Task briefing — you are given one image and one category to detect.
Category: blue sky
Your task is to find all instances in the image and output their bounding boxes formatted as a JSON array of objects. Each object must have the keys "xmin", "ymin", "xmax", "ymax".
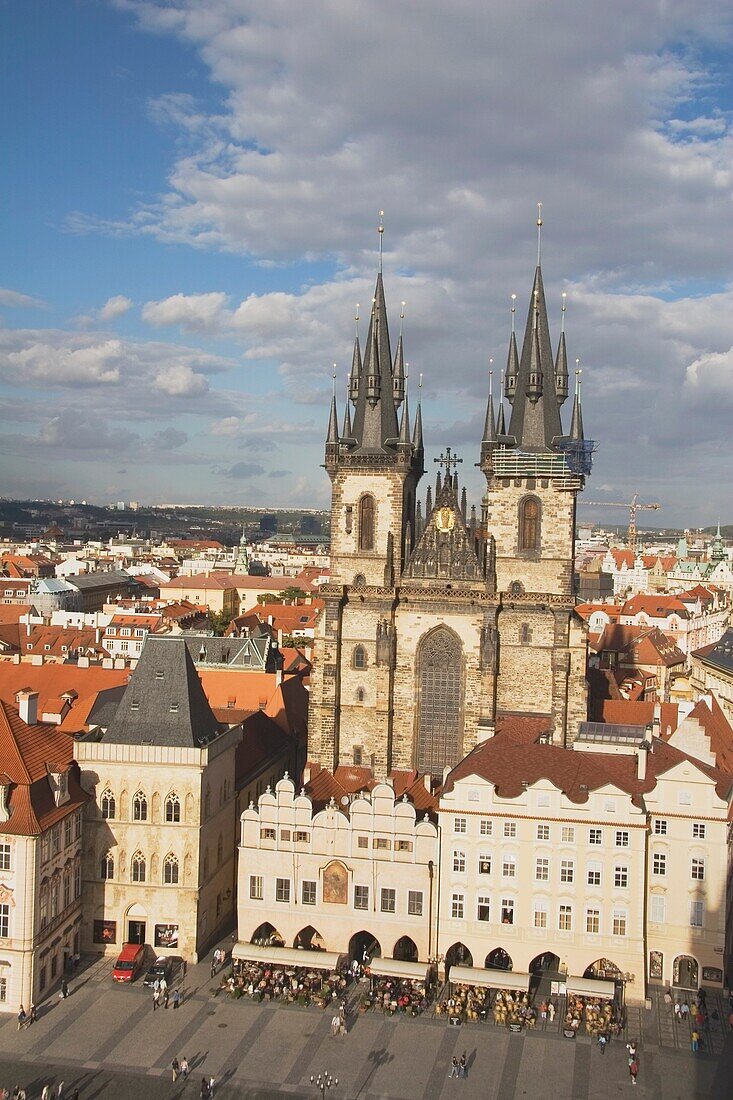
[{"xmin": 1, "ymin": 0, "xmax": 732, "ymax": 526}]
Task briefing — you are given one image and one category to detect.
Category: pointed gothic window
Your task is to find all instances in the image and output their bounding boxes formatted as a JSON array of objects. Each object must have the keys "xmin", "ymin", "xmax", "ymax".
[
  {"xmin": 163, "ymin": 854, "xmax": 179, "ymax": 884},
  {"xmin": 519, "ymin": 496, "xmax": 541, "ymax": 552},
  {"xmin": 131, "ymin": 851, "xmax": 146, "ymax": 883},
  {"xmin": 353, "ymin": 645, "xmax": 367, "ymax": 669},
  {"xmin": 416, "ymin": 627, "xmax": 463, "ymax": 777},
  {"xmin": 165, "ymin": 793, "xmax": 180, "ymax": 823},
  {"xmin": 132, "ymin": 791, "xmax": 148, "ymax": 821},
  {"xmin": 100, "ymin": 851, "xmax": 114, "ymax": 880},
  {"xmin": 358, "ymin": 495, "xmax": 376, "ymax": 551},
  {"xmin": 100, "ymin": 789, "xmax": 115, "ymax": 820}
]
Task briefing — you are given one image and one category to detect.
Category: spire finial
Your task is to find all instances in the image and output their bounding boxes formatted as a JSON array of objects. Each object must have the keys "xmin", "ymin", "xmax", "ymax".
[
  {"xmin": 488, "ymin": 358, "xmax": 494, "ymax": 400},
  {"xmin": 536, "ymin": 201, "xmax": 543, "ymax": 265},
  {"xmin": 418, "ymin": 371, "xmax": 423, "ymax": 401},
  {"xmin": 378, "ymin": 209, "xmax": 385, "ymax": 273},
  {"xmin": 355, "ymin": 303, "xmax": 360, "ymax": 338},
  {"xmin": 575, "ymin": 359, "xmax": 581, "ymax": 397},
  {"xmin": 332, "ymin": 365, "xmax": 337, "ymax": 396},
  {"xmin": 399, "ymin": 300, "xmax": 405, "ymax": 337},
  {"xmin": 511, "ymin": 293, "xmax": 517, "ymax": 334},
  {"xmin": 561, "ymin": 292, "xmax": 567, "ymax": 334}
]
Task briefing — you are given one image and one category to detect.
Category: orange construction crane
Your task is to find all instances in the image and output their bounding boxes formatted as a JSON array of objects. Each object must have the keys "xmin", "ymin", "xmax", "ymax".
[{"xmin": 580, "ymin": 494, "xmax": 661, "ymax": 555}]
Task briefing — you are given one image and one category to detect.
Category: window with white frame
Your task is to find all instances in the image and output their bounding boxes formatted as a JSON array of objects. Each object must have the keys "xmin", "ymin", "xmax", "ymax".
[
  {"xmin": 249, "ymin": 875, "xmax": 263, "ymax": 900},
  {"xmin": 478, "ymin": 855, "xmax": 492, "ymax": 875},
  {"xmin": 690, "ymin": 899, "xmax": 704, "ymax": 928},
  {"xmin": 587, "ymin": 862, "xmax": 602, "ymax": 886},
  {"xmin": 536, "ymin": 824, "xmax": 550, "ymax": 841},
  {"xmin": 477, "ymin": 895, "xmax": 491, "ymax": 922},
  {"xmin": 354, "ymin": 885, "xmax": 369, "ymax": 910},
  {"xmin": 453, "ymin": 850, "xmax": 466, "ymax": 873},
  {"xmin": 501, "ymin": 899, "xmax": 514, "ymax": 924},
  {"xmin": 654, "ymin": 819, "xmax": 667, "ymax": 835},
  {"xmin": 503, "ymin": 821, "xmax": 517, "ymax": 838},
  {"xmin": 614, "ymin": 865, "xmax": 629, "ymax": 888},
  {"xmin": 479, "ymin": 819, "xmax": 493, "ymax": 836},
  {"xmin": 451, "ymin": 893, "xmax": 464, "ymax": 919},
  {"xmin": 503, "ymin": 855, "xmax": 517, "ymax": 878},
  {"xmin": 535, "ymin": 857, "xmax": 549, "ymax": 881},
  {"xmin": 692, "ymin": 822, "xmax": 706, "ymax": 839},
  {"xmin": 408, "ymin": 890, "xmax": 423, "ymax": 916},
  {"xmin": 380, "ymin": 888, "xmax": 396, "ymax": 913},
  {"xmin": 615, "ymin": 830, "xmax": 629, "ymax": 847},
  {"xmin": 691, "ymin": 858, "xmax": 705, "ymax": 881},
  {"xmin": 612, "ymin": 909, "xmax": 627, "ymax": 936},
  {"xmin": 454, "ymin": 817, "xmax": 467, "ymax": 834},
  {"xmin": 588, "ymin": 828, "xmax": 602, "ymax": 845},
  {"xmin": 560, "ymin": 859, "xmax": 574, "ymax": 883},
  {"xmin": 302, "ymin": 880, "xmax": 317, "ymax": 905},
  {"xmin": 0, "ymin": 904, "xmax": 8, "ymax": 938},
  {"xmin": 558, "ymin": 904, "xmax": 572, "ymax": 931},
  {"xmin": 533, "ymin": 901, "xmax": 547, "ymax": 929},
  {"xmin": 650, "ymin": 894, "xmax": 666, "ymax": 923},
  {"xmin": 561, "ymin": 826, "xmax": 575, "ymax": 843},
  {"xmin": 0, "ymin": 845, "xmax": 10, "ymax": 872},
  {"xmin": 652, "ymin": 852, "xmax": 667, "ymax": 876},
  {"xmin": 586, "ymin": 908, "xmax": 600, "ymax": 934},
  {"xmin": 275, "ymin": 878, "xmax": 291, "ymax": 903}
]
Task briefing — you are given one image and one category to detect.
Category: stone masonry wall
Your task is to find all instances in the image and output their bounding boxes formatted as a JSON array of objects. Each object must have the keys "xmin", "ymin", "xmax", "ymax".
[{"xmin": 487, "ymin": 477, "xmax": 576, "ymax": 596}]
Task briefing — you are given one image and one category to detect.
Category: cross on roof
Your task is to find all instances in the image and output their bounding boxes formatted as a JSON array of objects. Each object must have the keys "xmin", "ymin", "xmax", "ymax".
[{"xmin": 434, "ymin": 447, "xmax": 463, "ymax": 475}]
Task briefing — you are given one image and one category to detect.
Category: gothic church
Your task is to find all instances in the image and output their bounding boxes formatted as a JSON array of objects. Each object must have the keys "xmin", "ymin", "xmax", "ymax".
[{"xmin": 308, "ymin": 244, "xmax": 593, "ymax": 777}]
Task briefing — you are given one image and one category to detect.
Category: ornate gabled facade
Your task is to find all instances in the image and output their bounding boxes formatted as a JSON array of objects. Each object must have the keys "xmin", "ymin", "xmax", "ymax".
[{"xmin": 309, "ymin": 237, "xmax": 594, "ymax": 778}]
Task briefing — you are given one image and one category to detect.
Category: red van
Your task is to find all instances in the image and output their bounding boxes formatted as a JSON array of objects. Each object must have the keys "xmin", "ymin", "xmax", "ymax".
[{"xmin": 112, "ymin": 943, "xmax": 146, "ymax": 982}]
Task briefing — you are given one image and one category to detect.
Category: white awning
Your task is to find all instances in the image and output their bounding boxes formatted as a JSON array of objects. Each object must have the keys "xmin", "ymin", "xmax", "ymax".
[
  {"xmin": 232, "ymin": 943, "xmax": 344, "ymax": 970},
  {"xmin": 565, "ymin": 976, "xmax": 616, "ymax": 1000},
  {"xmin": 369, "ymin": 958, "xmax": 430, "ymax": 982},
  {"xmin": 450, "ymin": 966, "xmax": 531, "ymax": 991}
]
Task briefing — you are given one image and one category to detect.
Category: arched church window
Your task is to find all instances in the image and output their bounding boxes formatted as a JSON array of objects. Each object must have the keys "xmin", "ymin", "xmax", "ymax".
[
  {"xmin": 100, "ymin": 788, "xmax": 115, "ymax": 820},
  {"xmin": 100, "ymin": 851, "xmax": 114, "ymax": 880},
  {"xmin": 519, "ymin": 496, "xmax": 541, "ymax": 552},
  {"xmin": 130, "ymin": 851, "xmax": 146, "ymax": 883},
  {"xmin": 353, "ymin": 645, "xmax": 367, "ymax": 669},
  {"xmin": 165, "ymin": 792, "xmax": 180, "ymax": 823},
  {"xmin": 519, "ymin": 624, "xmax": 533, "ymax": 645},
  {"xmin": 132, "ymin": 790, "xmax": 148, "ymax": 821},
  {"xmin": 356, "ymin": 688, "xmax": 365, "ymax": 703},
  {"xmin": 163, "ymin": 853, "xmax": 179, "ymax": 884},
  {"xmin": 352, "ymin": 574, "xmax": 366, "ymax": 589},
  {"xmin": 416, "ymin": 627, "xmax": 463, "ymax": 777},
  {"xmin": 358, "ymin": 495, "xmax": 376, "ymax": 551}
]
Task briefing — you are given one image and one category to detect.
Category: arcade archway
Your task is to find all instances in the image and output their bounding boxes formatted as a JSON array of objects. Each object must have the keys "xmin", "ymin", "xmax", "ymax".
[
  {"xmin": 445, "ymin": 942, "xmax": 473, "ymax": 978},
  {"xmin": 393, "ymin": 936, "xmax": 418, "ymax": 962},
  {"xmin": 293, "ymin": 926, "xmax": 326, "ymax": 951},
  {"xmin": 673, "ymin": 955, "xmax": 699, "ymax": 990},
  {"xmin": 251, "ymin": 922, "xmax": 284, "ymax": 947},
  {"xmin": 485, "ymin": 947, "xmax": 513, "ymax": 971},
  {"xmin": 349, "ymin": 930, "xmax": 381, "ymax": 963}
]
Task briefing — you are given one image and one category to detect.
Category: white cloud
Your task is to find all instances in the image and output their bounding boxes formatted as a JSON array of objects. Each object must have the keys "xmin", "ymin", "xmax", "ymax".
[
  {"xmin": 7, "ymin": 338, "xmax": 124, "ymax": 385},
  {"xmin": 142, "ymin": 291, "xmax": 230, "ymax": 330},
  {"xmin": 685, "ymin": 348, "xmax": 733, "ymax": 398},
  {"xmin": 98, "ymin": 294, "xmax": 134, "ymax": 321},
  {"xmin": 153, "ymin": 362, "xmax": 209, "ymax": 396},
  {"xmin": 0, "ymin": 288, "xmax": 45, "ymax": 309}
]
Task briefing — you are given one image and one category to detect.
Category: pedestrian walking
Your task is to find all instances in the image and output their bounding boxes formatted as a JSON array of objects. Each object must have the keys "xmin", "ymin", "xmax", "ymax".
[
  {"xmin": 547, "ymin": 1001, "xmax": 555, "ymax": 1022},
  {"xmin": 629, "ymin": 1061, "xmax": 638, "ymax": 1087},
  {"xmin": 691, "ymin": 1029, "xmax": 699, "ymax": 1053},
  {"xmin": 663, "ymin": 988, "xmax": 672, "ymax": 1012},
  {"xmin": 180, "ymin": 1058, "xmax": 189, "ymax": 1080},
  {"xmin": 200, "ymin": 1078, "xmax": 209, "ymax": 1100},
  {"xmin": 680, "ymin": 1000, "xmax": 690, "ymax": 1020},
  {"xmin": 160, "ymin": 977, "xmax": 167, "ymax": 996},
  {"xmin": 208, "ymin": 1077, "xmax": 215, "ymax": 1098},
  {"xmin": 60, "ymin": 977, "xmax": 69, "ymax": 999},
  {"xmin": 459, "ymin": 1053, "xmax": 467, "ymax": 1078},
  {"xmin": 172, "ymin": 1059, "xmax": 180, "ymax": 1083},
  {"xmin": 597, "ymin": 1034, "xmax": 607, "ymax": 1054},
  {"xmin": 163, "ymin": 988, "xmax": 170, "ymax": 1009},
  {"xmin": 71, "ymin": 1089, "xmax": 79, "ymax": 1100},
  {"xmin": 330, "ymin": 1014, "xmax": 339, "ymax": 1037},
  {"xmin": 41, "ymin": 1085, "xmax": 51, "ymax": 1100},
  {"xmin": 449, "ymin": 1057, "xmax": 460, "ymax": 1079},
  {"xmin": 210, "ymin": 958, "xmax": 216, "ymax": 979},
  {"xmin": 57, "ymin": 1082, "xmax": 64, "ymax": 1100},
  {"xmin": 626, "ymin": 1040, "xmax": 637, "ymax": 1063},
  {"xmin": 16, "ymin": 1005, "xmax": 26, "ymax": 1030},
  {"xmin": 172, "ymin": 989, "xmax": 180, "ymax": 1009},
  {"xmin": 17, "ymin": 1089, "xmax": 26, "ymax": 1100},
  {"xmin": 153, "ymin": 989, "xmax": 160, "ymax": 1011},
  {"xmin": 153, "ymin": 978, "xmax": 160, "ymax": 995},
  {"xmin": 29, "ymin": 1004, "xmax": 37, "ymax": 1025}
]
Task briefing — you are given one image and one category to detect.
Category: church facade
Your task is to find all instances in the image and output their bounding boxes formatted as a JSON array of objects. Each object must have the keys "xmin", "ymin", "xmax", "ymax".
[{"xmin": 308, "ymin": 250, "xmax": 593, "ymax": 777}]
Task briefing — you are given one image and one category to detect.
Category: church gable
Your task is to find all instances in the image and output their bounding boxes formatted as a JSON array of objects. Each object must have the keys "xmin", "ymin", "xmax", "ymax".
[{"xmin": 403, "ymin": 477, "xmax": 485, "ymax": 583}]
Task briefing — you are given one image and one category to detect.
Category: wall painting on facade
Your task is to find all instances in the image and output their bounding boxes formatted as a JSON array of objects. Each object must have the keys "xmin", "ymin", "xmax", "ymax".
[{"xmin": 322, "ymin": 861, "xmax": 348, "ymax": 905}]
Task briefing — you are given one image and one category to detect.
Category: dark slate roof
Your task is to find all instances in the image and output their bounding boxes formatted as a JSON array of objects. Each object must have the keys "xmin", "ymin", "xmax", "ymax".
[
  {"xmin": 694, "ymin": 628, "xmax": 733, "ymax": 675},
  {"xmin": 349, "ymin": 273, "xmax": 400, "ymax": 453},
  {"xmin": 507, "ymin": 266, "xmax": 564, "ymax": 451},
  {"xmin": 183, "ymin": 633, "xmax": 272, "ymax": 671},
  {"xmin": 66, "ymin": 570, "xmax": 135, "ymax": 591},
  {"xmin": 103, "ymin": 635, "xmax": 224, "ymax": 748}
]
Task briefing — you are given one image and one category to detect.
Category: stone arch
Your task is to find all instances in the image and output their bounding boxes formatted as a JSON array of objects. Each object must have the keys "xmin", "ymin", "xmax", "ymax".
[
  {"xmin": 393, "ymin": 935, "xmax": 418, "ymax": 963},
  {"xmin": 251, "ymin": 922, "xmax": 284, "ymax": 947},
  {"xmin": 415, "ymin": 625, "xmax": 463, "ymax": 777},
  {"xmin": 529, "ymin": 951, "xmax": 562, "ymax": 976},
  {"xmin": 485, "ymin": 947, "xmax": 513, "ymax": 971},
  {"xmin": 445, "ymin": 942, "xmax": 472, "ymax": 978},
  {"xmin": 294, "ymin": 926, "xmax": 325, "ymax": 951},
  {"xmin": 352, "ymin": 644, "xmax": 367, "ymax": 669},
  {"xmin": 151, "ymin": 791, "xmax": 161, "ymax": 822},
  {"xmin": 584, "ymin": 958, "xmax": 622, "ymax": 981},
  {"xmin": 672, "ymin": 955, "xmax": 698, "ymax": 990},
  {"xmin": 184, "ymin": 792, "xmax": 195, "ymax": 823},
  {"xmin": 349, "ymin": 930, "xmax": 381, "ymax": 963}
]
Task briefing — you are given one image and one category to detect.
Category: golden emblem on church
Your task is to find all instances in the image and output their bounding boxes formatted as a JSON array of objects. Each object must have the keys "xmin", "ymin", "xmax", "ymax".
[{"xmin": 434, "ymin": 507, "xmax": 455, "ymax": 532}]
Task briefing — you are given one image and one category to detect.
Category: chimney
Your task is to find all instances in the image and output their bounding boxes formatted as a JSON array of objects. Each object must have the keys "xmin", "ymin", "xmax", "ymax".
[
  {"xmin": 16, "ymin": 690, "xmax": 39, "ymax": 725},
  {"xmin": 652, "ymin": 701, "xmax": 661, "ymax": 739},
  {"xmin": 637, "ymin": 741, "xmax": 649, "ymax": 781},
  {"xmin": 302, "ymin": 763, "xmax": 311, "ymax": 784}
]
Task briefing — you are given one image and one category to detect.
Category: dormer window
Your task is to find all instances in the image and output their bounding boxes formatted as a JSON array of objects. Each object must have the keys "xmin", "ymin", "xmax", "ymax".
[{"xmin": 50, "ymin": 769, "xmax": 69, "ymax": 807}]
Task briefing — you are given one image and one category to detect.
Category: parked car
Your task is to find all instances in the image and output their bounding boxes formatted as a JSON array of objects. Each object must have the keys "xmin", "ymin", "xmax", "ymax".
[
  {"xmin": 142, "ymin": 956, "xmax": 173, "ymax": 987},
  {"xmin": 112, "ymin": 943, "xmax": 146, "ymax": 983}
]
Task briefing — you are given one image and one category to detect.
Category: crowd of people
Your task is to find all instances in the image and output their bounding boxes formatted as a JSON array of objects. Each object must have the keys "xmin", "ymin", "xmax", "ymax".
[
  {"xmin": 361, "ymin": 974, "xmax": 431, "ymax": 1016},
  {"xmin": 224, "ymin": 958, "xmax": 350, "ymax": 1007},
  {"xmin": 562, "ymin": 994, "xmax": 623, "ymax": 1038},
  {"xmin": 437, "ymin": 985, "xmax": 538, "ymax": 1028}
]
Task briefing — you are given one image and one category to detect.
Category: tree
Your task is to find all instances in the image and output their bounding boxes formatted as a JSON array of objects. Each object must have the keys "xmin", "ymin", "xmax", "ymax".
[{"xmin": 209, "ymin": 610, "xmax": 232, "ymax": 636}]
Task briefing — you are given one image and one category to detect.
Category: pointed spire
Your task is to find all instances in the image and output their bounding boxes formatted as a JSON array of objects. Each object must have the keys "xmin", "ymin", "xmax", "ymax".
[
  {"xmin": 507, "ymin": 262, "xmax": 564, "ymax": 450},
  {"xmin": 425, "ymin": 485, "xmax": 433, "ymax": 516},
  {"xmin": 326, "ymin": 392, "xmax": 339, "ymax": 446},
  {"xmin": 349, "ymin": 269, "xmax": 399, "ymax": 451},
  {"xmin": 555, "ymin": 293, "xmax": 569, "ymax": 406},
  {"xmin": 349, "ymin": 304, "xmax": 362, "ymax": 402},
  {"xmin": 526, "ymin": 291, "xmax": 543, "ymax": 402},
  {"xmin": 435, "ymin": 469, "xmax": 442, "ymax": 497},
  {"xmin": 412, "ymin": 373, "xmax": 424, "ymax": 452},
  {"xmin": 497, "ymin": 370, "xmax": 506, "ymax": 435},
  {"xmin": 398, "ymin": 386, "xmax": 411, "ymax": 446},
  {"xmin": 460, "ymin": 486, "xmax": 467, "ymax": 524},
  {"xmin": 505, "ymin": 295, "xmax": 519, "ymax": 404},
  {"xmin": 569, "ymin": 367, "xmax": 584, "ymax": 441},
  {"xmin": 482, "ymin": 365, "xmax": 497, "ymax": 445},
  {"xmin": 393, "ymin": 302, "xmax": 405, "ymax": 408},
  {"xmin": 341, "ymin": 382, "xmax": 353, "ymax": 440},
  {"xmin": 365, "ymin": 299, "xmax": 381, "ymax": 406},
  {"xmin": 470, "ymin": 504, "xmax": 477, "ymax": 543},
  {"xmin": 452, "ymin": 471, "xmax": 459, "ymax": 495},
  {"xmin": 415, "ymin": 500, "xmax": 424, "ymax": 541}
]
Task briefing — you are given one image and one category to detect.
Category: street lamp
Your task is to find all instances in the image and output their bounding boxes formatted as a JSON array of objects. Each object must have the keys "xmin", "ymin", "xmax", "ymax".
[{"xmin": 310, "ymin": 1072, "xmax": 338, "ymax": 1100}]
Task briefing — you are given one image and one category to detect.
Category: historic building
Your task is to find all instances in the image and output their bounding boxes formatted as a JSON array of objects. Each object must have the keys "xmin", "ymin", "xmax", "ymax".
[{"xmin": 309, "ymin": 246, "xmax": 593, "ymax": 777}]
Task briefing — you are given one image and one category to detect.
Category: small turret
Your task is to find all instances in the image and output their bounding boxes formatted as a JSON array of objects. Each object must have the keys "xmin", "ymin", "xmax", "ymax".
[
  {"xmin": 364, "ymin": 307, "xmax": 381, "ymax": 406},
  {"xmin": 569, "ymin": 369, "xmax": 584, "ymax": 441},
  {"xmin": 526, "ymin": 295, "xmax": 543, "ymax": 403},
  {"xmin": 397, "ymin": 389, "xmax": 412, "ymax": 450},
  {"xmin": 505, "ymin": 295, "xmax": 519, "ymax": 404},
  {"xmin": 555, "ymin": 293, "xmax": 569, "ymax": 406},
  {"xmin": 348, "ymin": 324, "xmax": 362, "ymax": 403},
  {"xmin": 393, "ymin": 301, "xmax": 406, "ymax": 408}
]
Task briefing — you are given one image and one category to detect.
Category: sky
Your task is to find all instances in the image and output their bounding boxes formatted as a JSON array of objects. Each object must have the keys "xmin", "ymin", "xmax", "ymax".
[{"xmin": 1, "ymin": 0, "xmax": 732, "ymax": 526}]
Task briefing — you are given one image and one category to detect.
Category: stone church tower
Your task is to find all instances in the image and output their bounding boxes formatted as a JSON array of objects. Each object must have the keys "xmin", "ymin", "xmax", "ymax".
[{"xmin": 308, "ymin": 242, "xmax": 593, "ymax": 777}]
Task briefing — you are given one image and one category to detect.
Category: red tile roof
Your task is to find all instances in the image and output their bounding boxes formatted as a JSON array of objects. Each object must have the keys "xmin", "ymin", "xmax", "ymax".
[
  {"xmin": 621, "ymin": 594, "xmax": 689, "ymax": 619},
  {"xmin": 685, "ymin": 696, "xmax": 733, "ymax": 776},
  {"xmin": 0, "ymin": 664, "xmax": 130, "ymax": 733},
  {"xmin": 601, "ymin": 700, "xmax": 679, "ymax": 734}
]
